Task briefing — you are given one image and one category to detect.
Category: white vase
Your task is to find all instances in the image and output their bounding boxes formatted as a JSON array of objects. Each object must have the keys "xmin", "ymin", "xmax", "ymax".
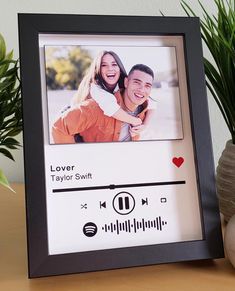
[{"xmin": 216, "ymin": 140, "xmax": 235, "ymax": 222}]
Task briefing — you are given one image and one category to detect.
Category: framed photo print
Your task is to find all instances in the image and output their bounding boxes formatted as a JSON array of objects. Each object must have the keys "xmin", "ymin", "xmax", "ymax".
[{"xmin": 18, "ymin": 14, "xmax": 224, "ymax": 278}]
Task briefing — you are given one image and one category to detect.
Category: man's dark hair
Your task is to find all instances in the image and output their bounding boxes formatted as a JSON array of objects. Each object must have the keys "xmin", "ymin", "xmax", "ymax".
[{"xmin": 128, "ymin": 64, "xmax": 154, "ymax": 79}]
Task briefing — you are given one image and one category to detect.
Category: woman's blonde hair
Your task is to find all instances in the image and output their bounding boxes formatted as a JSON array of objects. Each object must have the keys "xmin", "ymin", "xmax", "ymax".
[{"xmin": 72, "ymin": 50, "xmax": 127, "ymax": 105}]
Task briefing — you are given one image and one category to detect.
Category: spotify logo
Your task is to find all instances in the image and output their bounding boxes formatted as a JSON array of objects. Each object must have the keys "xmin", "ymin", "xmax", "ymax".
[{"xmin": 83, "ymin": 222, "xmax": 98, "ymax": 237}]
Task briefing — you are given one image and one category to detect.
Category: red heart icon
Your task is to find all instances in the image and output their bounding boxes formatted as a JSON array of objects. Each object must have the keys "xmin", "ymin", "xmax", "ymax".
[{"xmin": 172, "ymin": 157, "xmax": 184, "ymax": 168}]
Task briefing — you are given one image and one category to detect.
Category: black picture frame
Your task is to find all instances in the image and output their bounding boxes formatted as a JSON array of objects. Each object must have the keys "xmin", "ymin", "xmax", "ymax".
[{"xmin": 18, "ymin": 13, "xmax": 224, "ymax": 278}]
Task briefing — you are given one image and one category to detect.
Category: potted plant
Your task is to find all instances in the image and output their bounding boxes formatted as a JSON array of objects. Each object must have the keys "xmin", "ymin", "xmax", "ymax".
[
  {"xmin": 181, "ymin": 0, "xmax": 235, "ymax": 221},
  {"xmin": 0, "ymin": 33, "xmax": 22, "ymax": 191}
]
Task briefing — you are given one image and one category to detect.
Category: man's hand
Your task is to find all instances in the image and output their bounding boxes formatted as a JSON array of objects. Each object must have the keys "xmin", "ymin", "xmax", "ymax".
[{"xmin": 130, "ymin": 124, "xmax": 146, "ymax": 137}]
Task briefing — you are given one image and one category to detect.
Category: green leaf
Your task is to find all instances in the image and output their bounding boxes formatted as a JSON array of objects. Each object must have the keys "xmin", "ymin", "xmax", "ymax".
[
  {"xmin": 0, "ymin": 59, "xmax": 16, "ymax": 66},
  {"xmin": 0, "ymin": 148, "xmax": 15, "ymax": 161},
  {"xmin": 3, "ymin": 67, "xmax": 18, "ymax": 78},
  {"xmin": 5, "ymin": 128, "xmax": 22, "ymax": 137},
  {"xmin": 6, "ymin": 50, "xmax": 13, "ymax": 61},
  {"xmin": 0, "ymin": 169, "xmax": 15, "ymax": 192},
  {"xmin": 0, "ymin": 51, "xmax": 14, "ymax": 78},
  {"xmin": 1, "ymin": 139, "xmax": 21, "ymax": 151},
  {"xmin": 0, "ymin": 78, "xmax": 16, "ymax": 92},
  {"xmin": 3, "ymin": 137, "xmax": 20, "ymax": 145},
  {"xmin": 0, "ymin": 33, "xmax": 6, "ymax": 61}
]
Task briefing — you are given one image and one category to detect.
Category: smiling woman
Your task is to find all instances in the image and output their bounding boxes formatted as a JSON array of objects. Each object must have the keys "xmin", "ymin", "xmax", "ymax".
[
  {"xmin": 100, "ymin": 53, "xmax": 121, "ymax": 91},
  {"xmin": 73, "ymin": 50, "xmax": 127, "ymax": 104}
]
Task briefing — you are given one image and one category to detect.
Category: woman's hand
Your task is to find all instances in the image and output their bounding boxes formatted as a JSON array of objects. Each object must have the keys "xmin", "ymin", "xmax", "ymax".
[{"xmin": 131, "ymin": 117, "xmax": 142, "ymax": 126}]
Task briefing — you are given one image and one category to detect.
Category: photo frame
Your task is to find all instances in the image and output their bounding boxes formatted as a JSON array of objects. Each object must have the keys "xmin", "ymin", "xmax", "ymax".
[{"xmin": 18, "ymin": 14, "xmax": 224, "ymax": 278}]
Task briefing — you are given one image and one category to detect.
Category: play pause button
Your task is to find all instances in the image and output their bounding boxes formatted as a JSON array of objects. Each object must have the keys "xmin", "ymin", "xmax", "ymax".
[{"xmin": 112, "ymin": 192, "xmax": 135, "ymax": 215}]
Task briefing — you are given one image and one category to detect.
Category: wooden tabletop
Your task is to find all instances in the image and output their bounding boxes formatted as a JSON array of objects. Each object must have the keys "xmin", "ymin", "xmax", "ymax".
[{"xmin": 1, "ymin": 184, "xmax": 235, "ymax": 291}]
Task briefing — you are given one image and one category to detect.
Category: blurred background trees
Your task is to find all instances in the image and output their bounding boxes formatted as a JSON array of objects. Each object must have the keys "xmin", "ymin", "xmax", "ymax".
[{"xmin": 45, "ymin": 46, "xmax": 92, "ymax": 90}]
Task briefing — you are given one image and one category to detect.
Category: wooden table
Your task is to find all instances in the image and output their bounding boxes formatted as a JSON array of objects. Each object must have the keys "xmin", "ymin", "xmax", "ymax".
[{"xmin": 1, "ymin": 184, "xmax": 234, "ymax": 291}]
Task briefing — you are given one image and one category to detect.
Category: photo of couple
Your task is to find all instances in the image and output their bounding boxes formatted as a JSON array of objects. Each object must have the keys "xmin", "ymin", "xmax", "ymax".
[{"xmin": 45, "ymin": 45, "xmax": 183, "ymax": 144}]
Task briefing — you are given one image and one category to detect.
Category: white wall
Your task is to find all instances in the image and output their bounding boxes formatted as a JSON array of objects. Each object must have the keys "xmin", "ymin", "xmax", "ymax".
[{"xmin": 0, "ymin": 0, "xmax": 230, "ymax": 182}]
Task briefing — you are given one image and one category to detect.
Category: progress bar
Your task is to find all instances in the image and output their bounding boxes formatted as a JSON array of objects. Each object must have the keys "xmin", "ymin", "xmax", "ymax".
[{"xmin": 52, "ymin": 180, "xmax": 186, "ymax": 193}]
